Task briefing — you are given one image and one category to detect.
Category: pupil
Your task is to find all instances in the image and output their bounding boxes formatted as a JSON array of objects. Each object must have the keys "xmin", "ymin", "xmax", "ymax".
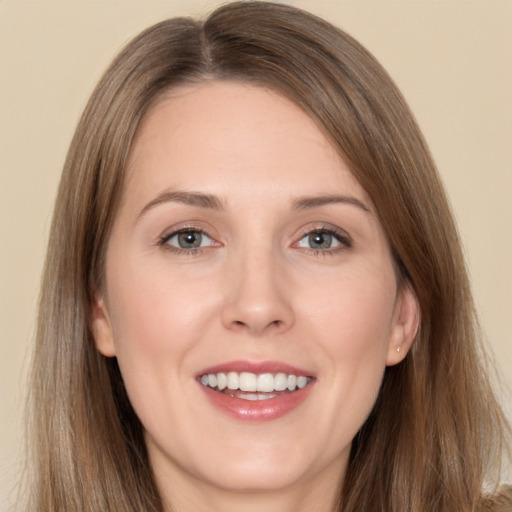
[
  {"xmin": 310, "ymin": 232, "xmax": 331, "ymax": 249},
  {"xmin": 178, "ymin": 231, "xmax": 201, "ymax": 248}
]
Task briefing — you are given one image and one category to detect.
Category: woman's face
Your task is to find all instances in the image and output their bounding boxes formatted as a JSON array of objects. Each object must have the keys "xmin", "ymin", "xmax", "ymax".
[{"xmin": 92, "ymin": 81, "xmax": 417, "ymax": 505}]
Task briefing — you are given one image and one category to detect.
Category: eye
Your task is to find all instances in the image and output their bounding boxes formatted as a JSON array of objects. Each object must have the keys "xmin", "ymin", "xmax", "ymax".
[
  {"xmin": 160, "ymin": 229, "xmax": 214, "ymax": 250},
  {"xmin": 295, "ymin": 228, "xmax": 351, "ymax": 252}
]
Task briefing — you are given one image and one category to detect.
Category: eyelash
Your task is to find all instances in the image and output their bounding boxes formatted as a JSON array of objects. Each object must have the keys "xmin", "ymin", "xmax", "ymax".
[
  {"xmin": 296, "ymin": 227, "xmax": 352, "ymax": 256},
  {"xmin": 158, "ymin": 226, "xmax": 215, "ymax": 256},
  {"xmin": 157, "ymin": 226, "xmax": 352, "ymax": 256}
]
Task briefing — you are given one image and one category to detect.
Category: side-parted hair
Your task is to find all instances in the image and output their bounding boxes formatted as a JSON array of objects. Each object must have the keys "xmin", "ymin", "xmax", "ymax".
[{"xmin": 26, "ymin": 2, "xmax": 511, "ymax": 511}]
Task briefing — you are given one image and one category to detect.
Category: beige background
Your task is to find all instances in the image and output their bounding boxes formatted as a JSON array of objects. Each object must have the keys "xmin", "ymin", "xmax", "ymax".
[{"xmin": 1, "ymin": 0, "xmax": 511, "ymax": 509}]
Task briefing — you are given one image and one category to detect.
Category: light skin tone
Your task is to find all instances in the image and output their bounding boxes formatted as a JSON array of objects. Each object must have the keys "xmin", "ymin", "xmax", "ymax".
[{"xmin": 92, "ymin": 81, "xmax": 419, "ymax": 512}]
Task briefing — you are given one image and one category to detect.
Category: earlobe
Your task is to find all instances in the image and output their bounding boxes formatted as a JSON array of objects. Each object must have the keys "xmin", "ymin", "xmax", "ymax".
[
  {"xmin": 90, "ymin": 290, "xmax": 116, "ymax": 357},
  {"xmin": 386, "ymin": 283, "xmax": 420, "ymax": 366}
]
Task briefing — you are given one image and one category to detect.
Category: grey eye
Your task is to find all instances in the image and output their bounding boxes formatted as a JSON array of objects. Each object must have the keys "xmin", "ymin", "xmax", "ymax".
[
  {"xmin": 308, "ymin": 232, "xmax": 333, "ymax": 249},
  {"xmin": 298, "ymin": 231, "xmax": 340, "ymax": 250},
  {"xmin": 165, "ymin": 230, "xmax": 213, "ymax": 249}
]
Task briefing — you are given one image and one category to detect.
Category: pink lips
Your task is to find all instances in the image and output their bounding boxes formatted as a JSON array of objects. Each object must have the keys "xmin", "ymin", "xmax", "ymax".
[
  {"xmin": 197, "ymin": 360, "xmax": 316, "ymax": 422},
  {"xmin": 198, "ymin": 360, "xmax": 313, "ymax": 376}
]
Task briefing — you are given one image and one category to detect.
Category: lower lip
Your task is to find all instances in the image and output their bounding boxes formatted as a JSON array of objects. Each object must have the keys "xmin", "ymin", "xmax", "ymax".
[{"xmin": 199, "ymin": 382, "xmax": 315, "ymax": 422}]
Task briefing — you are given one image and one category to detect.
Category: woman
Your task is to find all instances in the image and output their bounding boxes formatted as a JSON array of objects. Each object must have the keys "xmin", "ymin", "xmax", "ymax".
[{"xmin": 26, "ymin": 2, "xmax": 511, "ymax": 511}]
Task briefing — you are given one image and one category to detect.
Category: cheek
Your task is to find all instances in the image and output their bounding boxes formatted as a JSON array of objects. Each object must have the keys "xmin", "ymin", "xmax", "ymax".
[
  {"xmin": 104, "ymin": 258, "xmax": 216, "ymax": 411},
  {"xmin": 109, "ymin": 277, "xmax": 178, "ymax": 358},
  {"xmin": 298, "ymin": 269, "xmax": 396, "ymax": 432},
  {"xmin": 303, "ymin": 267, "xmax": 396, "ymax": 355},
  {"xmin": 108, "ymin": 255, "xmax": 214, "ymax": 349}
]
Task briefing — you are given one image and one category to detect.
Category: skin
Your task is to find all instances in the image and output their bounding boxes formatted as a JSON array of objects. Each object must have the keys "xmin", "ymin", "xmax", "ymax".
[{"xmin": 92, "ymin": 81, "xmax": 419, "ymax": 512}]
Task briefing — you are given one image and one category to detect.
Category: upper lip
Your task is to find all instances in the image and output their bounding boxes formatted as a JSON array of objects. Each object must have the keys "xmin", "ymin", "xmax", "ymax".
[{"xmin": 197, "ymin": 360, "xmax": 315, "ymax": 378}]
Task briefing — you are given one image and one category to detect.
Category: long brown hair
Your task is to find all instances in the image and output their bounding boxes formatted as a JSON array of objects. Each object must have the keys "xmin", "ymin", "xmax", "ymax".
[{"xmin": 26, "ymin": 2, "xmax": 510, "ymax": 511}]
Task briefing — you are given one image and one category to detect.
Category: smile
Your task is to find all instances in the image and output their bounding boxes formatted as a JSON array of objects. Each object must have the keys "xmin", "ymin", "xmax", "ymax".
[
  {"xmin": 199, "ymin": 371, "xmax": 312, "ymax": 400},
  {"xmin": 197, "ymin": 361, "xmax": 316, "ymax": 421}
]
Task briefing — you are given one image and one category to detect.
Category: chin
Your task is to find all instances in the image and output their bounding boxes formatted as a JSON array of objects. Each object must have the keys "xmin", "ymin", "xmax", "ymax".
[{"xmin": 200, "ymin": 460, "xmax": 311, "ymax": 493}]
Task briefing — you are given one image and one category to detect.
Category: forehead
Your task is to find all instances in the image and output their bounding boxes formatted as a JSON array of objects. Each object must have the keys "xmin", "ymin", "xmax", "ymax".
[{"xmin": 124, "ymin": 80, "xmax": 371, "ymax": 208}]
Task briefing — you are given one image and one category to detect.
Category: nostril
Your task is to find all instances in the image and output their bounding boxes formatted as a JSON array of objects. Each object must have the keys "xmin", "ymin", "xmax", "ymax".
[
  {"xmin": 221, "ymin": 287, "xmax": 295, "ymax": 335},
  {"xmin": 228, "ymin": 318, "xmax": 285, "ymax": 336}
]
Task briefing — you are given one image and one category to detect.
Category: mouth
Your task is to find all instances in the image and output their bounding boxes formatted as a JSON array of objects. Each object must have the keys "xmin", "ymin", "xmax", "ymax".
[
  {"xmin": 198, "ymin": 371, "xmax": 312, "ymax": 401},
  {"xmin": 196, "ymin": 362, "xmax": 315, "ymax": 421}
]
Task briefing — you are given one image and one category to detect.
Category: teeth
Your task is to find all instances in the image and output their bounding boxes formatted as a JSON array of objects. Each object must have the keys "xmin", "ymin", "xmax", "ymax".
[
  {"xmin": 257, "ymin": 373, "xmax": 274, "ymax": 392},
  {"xmin": 274, "ymin": 372, "xmax": 287, "ymax": 391},
  {"xmin": 216, "ymin": 372, "xmax": 227, "ymax": 390},
  {"xmin": 287, "ymin": 374, "xmax": 297, "ymax": 391},
  {"xmin": 239, "ymin": 372, "xmax": 257, "ymax": 392},
  {"xmin": 237, "ymin": 392, "xmax": 278, "ymax": 401},
  {"xmin": 199, "ymin": 371, "xmax": 311, "ymax": 393},
  {"xmin": 297, "ymin": 376, "xmax": 308, "ymax": 389},
  {"xmin": 227, "ymin": 372, "xmax": 239, "ymax": 390}
]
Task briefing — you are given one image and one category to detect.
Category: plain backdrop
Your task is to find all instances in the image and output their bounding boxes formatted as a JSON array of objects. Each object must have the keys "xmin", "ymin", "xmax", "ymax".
[{"xmin": 1, "ymin": 1, "xmax": 511, "ymax": 509}]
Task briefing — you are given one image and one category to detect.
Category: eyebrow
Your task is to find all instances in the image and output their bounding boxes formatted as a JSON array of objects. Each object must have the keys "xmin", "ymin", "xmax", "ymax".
[
  {"xmin": 137, "ymin": 190, "xmax": 225, "ymax": 219},
  {"xmin": 137, "ymin": 190, "xmax": 370, "ymax": 221},
  {"xmin": 291, "ymin": 195, "xmax": 371, "ymax": 213}
]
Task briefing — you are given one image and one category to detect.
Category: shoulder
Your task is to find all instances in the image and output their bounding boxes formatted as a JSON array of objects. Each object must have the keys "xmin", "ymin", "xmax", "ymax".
[{"xmin": 479, "ymin": 486, "xmax": 512, "ymax": 512}]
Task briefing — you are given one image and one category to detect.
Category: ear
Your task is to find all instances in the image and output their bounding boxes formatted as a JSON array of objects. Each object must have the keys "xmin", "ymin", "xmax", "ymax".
[
  {"xmin": 90, "ymin": 289, "xmax": 116, "ymax": 357},
  {"xmin": 386, "ymin": 282, "xmax": 420, "ymax": 366}
]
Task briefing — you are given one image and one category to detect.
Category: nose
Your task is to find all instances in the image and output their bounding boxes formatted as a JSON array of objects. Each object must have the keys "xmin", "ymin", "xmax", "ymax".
[{"xmin": 220, "ymin": 248, "xmax": 295, "ymax": 336}]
